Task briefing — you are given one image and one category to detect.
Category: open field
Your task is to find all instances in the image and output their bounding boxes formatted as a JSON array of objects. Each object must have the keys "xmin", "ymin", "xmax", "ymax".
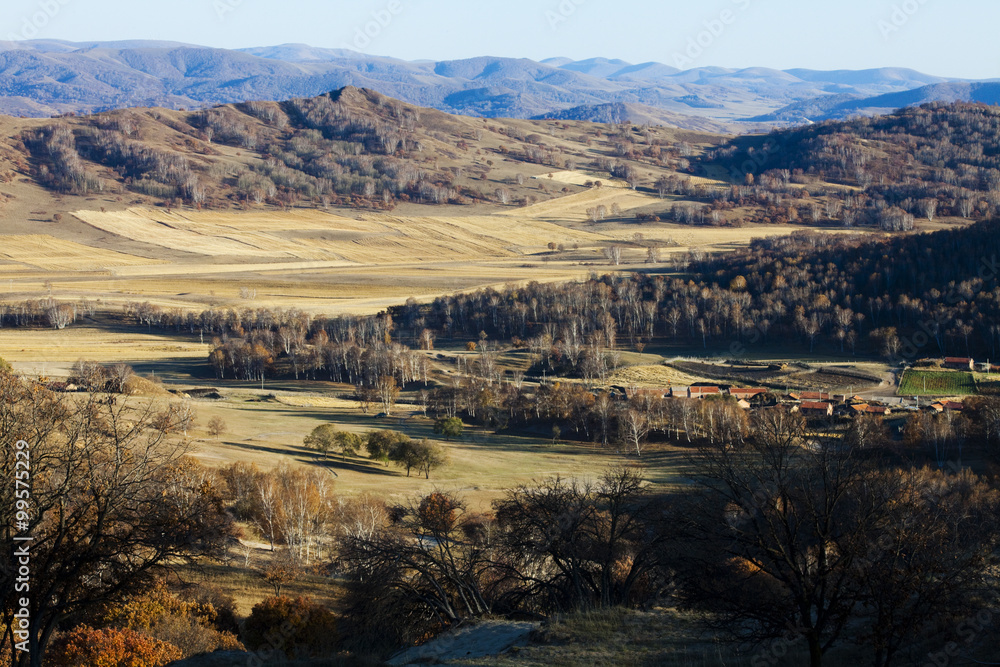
[
  {"xmin": 0, "ymin": 193, "xmax": 873, "ymax": 317},
  {"xmin": 499, "ymin": 186, "xmax": 662, "ymax": 220},
  {"xmin": 74, "ymin": 205, "xmax": 609, "ymax": 263},
  {"xmin": 76, "ymin": 206, "xmax": 601, "ymax": 262},
  {"xmin": 605, "ymin": 364, "xmax": 706, "ymax": 388},
  {"xmin": 899, "ymin": 370, "xmax": 977, "ymax": 397},
  {"xmin": 168, "ymin": 387, "xmax": 694, "ymax": 511},
  {"xmin": 0, "ymin": 100, "xmax": 879, "ymax": 319},
  {"xmin": 535, "ymin": 171, "xmax": 628, "ymax": 188},
  {"xmin": 0, "ymin": 324, "xmax": 211, "ymax": 377},
  {"xmin": 0, "ymin": 234, "xmax": 165, "ymax": 271}
]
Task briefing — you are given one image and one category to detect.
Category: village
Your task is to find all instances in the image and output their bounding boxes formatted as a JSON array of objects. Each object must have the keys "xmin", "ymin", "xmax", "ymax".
[{"xmin": 613, "ymin": 354, "xmax": 984, "ymax": 426}]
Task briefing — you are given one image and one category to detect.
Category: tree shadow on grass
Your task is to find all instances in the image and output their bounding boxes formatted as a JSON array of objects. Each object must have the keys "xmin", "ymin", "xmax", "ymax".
[
  {"xmin": 129, "ymin": 358, "xmax": 212, "ymax": 383},
  {"xmin": 215, "ymin": 439, "xmax": 307, "ymax": 459},
  {"xmin": 628, "ymin": 448, "xmax": 701, "ymax": 487},
  {"xmin": 213, "ymin": 439, "xmax": 403, "ymax": 477},
  {"xmin": 304, "ymin": 455, "xmax": 402, "ymax": 477},
  {"xmin": 454, "ymin": 428, "xmax": 602, "ymax": 455}
]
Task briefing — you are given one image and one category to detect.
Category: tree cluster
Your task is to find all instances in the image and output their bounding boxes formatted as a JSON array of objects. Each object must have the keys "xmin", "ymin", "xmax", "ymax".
[
  {"xmin": 701, "ymin": 103, "xmax": 1000, "ymax": 226},
  {"xmin": 0, "ymin": 370, "xmax": 235, "ymax": 665}
]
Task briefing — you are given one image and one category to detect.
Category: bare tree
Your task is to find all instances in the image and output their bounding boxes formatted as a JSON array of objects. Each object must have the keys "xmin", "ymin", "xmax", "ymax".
[
  {"xmin": 375, "ymin": 375, "xmax": 400, "ymax": 416},
  {"xmin": 493, "ymin": 467, "xmax": 664, "ymax": 610},
  {"xmin": 603, "ymin": 245, "xmax": 623, "ymax": 266},
  {"xmin": 587, "ymin": 205, "xmax": 609, "ymax": 223},
  {"xmin": 959, "ymin": 197, "xmax": 975, "ymax": 218},
  {"xmin": 207, "ymin": 416, "xmax": 227, "ymax": 440},
  {"xmin": 619, "ymin": 408, "xmax": 650, "ymax": 456},
  {"xmin": 920, "ymin": 198, "xmax": 938, "ymax": 221},
  {"xmin": 0, "ymin": 373, "xmax": 234, "ymax": 665},
  {"xmin": 106, "ymin": 363, "xmax": 135, "ymax": 394},
  {"xmin": 45, "ymin": 303, "xmax": 76, "ymax": 330},
  {"xmin": 654, "ymin": 176, "xmax": 670, "ymax": 198}
]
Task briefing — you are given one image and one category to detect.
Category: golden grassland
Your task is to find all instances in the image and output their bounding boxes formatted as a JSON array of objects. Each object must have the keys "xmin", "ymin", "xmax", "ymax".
[
  {"xmin": 0, "ymin": 181, "xmax": 875, "ymax": 317},
  {"xmin": 0, "ymin": 120, "xmax": 895, "ymax": 316},
  {"xmin": 606, "ymin": 364, "xmax": 707, "ymax": 388},
  {"xmin": 0, "ymin": 171, "xmax": 892, "ymax": 519},
  {"xmin": 72, "ymin": 205, "xmax": 609, "ymax": 263},
  {"xmin": 182, "ymin": 389, "xmax": 690, "ymax": 511},
  {"xmin": 0, "ymin": 325, "xmax": 211, "ymax": 377},
  {"xmin": 72, "ymin": 207, "xmax": 356, "ymax": 259},
  {"xmin": 534, "ymin": 171, "xmax": 630, "ymax": 188},
  {"xmin": 498, "ymin": 185, "xmax": 659, "ymax": 220},
  {"xmin": 0, "ymin": 234, "xmax": 165, "ymax": 271},
  {"xmin": 5, "ymin": 198, "xmax": 863, "ymax": 315}
]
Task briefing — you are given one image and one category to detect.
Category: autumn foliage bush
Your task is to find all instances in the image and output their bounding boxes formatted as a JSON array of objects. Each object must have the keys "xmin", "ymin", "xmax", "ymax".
[
  {"xmin": 48, "ymin": 626, "xmax": 182, "ymax": 667},
  {"xmin": 95, "ymin": 581, "xmax": 243, "ymax": 658},
  {"xmin": 418, "ymin": 491, "xmax": 461, "ymax": 533},
  {"xmin": 242, "ymin": 596, "xmax": 338, "ymax": 659}
]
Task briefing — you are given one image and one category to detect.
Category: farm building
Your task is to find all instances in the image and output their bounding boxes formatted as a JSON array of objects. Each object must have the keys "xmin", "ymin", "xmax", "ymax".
[
  {"xmin": 944, "ymin": 357, "xmax": 975, "ymax": 370},
  {"xmin": 626, "ymin": 388, "xmax": 670, "ymax": 400},
  {"xmin": 731, "ymin": 388, "xmax": 768, "ymax": 400},
  {"xmin": 687, "ymin": 386, "xmax": 722, "ymax": 399},
  {"xmin": 848, "ymin": 404, "xmax": 891, "ymax": 416},
  {"xmin": 929, "ymin": 401, "xmax": 965, "ymax": 412},
  {"xmin": 797, "ymin": 401, "xmax": 834, "ymax": 417}
]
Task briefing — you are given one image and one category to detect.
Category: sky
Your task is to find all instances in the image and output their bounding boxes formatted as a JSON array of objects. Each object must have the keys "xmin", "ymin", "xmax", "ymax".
[{"xmin": 2, "ymin": 0, "xmax": 998, "ymax": 79}]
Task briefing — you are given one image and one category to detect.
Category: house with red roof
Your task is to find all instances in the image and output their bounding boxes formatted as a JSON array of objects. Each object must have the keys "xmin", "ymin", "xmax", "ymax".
[
  {"xmin": 731, "ymin": 388, "xmax": 768, "ymax": 401},
  {"xmin": 687, "ymin": 386, "xmax": 722, "ymax": 399},
  {"xmin": 797, "ymin": 401, "xmax": 833, "ymax": 417},
  {"xmin": 944, "ymin": 357, "xmax": 975, "ymax": 370}
]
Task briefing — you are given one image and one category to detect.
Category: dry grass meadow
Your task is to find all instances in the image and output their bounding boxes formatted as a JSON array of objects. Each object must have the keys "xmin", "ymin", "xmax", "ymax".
[
  {"xmin": 0, "ymin": 110, "xmax": 884, "ymax": 547},
  {"xmin": 0, "ymin": 175, "xmax": 871, "ymax": 516},
  {"xmin": 0, "ymin": 184, "xmax": 865, "ymax": 316},
  {"xmin": 181, "ymin": 388, "xmax": 686, "ymax": 510}
]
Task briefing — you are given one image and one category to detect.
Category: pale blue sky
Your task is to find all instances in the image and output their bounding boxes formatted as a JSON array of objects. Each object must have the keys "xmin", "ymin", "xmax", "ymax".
[{"xmin": 3, "ymin": 0, "xmax": 997, "ymax": 79}]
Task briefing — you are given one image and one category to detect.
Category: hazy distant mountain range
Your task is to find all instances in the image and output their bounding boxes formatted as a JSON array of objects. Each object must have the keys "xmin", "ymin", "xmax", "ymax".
[{"xmin": 0, "ymin": 39, "xmax": 996, "ymax": 129}]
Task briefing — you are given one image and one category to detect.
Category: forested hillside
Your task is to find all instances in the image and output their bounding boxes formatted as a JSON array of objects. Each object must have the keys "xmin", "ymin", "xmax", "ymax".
[
  {"xmin": 404, "ymin": 219, "xmax": 1000, "ymax": 363},
  {"xmin": 3, "ymin": 86, "xmax": 722, "ymax": 214},
  {"xmin": 699, "ymin": 103, "xmax": 1000, "ymax": 227}
]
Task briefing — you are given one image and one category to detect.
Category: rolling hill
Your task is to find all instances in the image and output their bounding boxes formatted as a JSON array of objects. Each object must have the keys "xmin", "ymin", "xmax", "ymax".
[
  {"xmin": 753, "ymin": 81, "xmax": 1000, "ymax": 123},
  {"xmin": 0, "ymin": 40, "xmax": 985, "ymax": 128}
]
